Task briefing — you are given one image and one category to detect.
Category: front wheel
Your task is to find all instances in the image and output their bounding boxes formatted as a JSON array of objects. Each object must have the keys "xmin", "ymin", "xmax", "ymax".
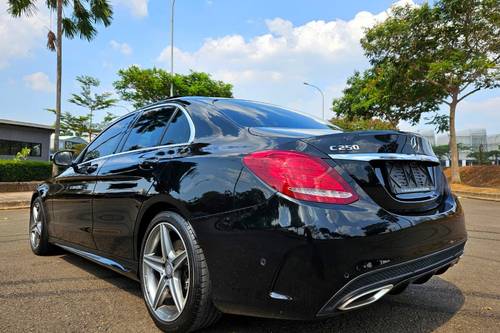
[
  {"xmin": 29, "ymin": 197, "xmax": 54, "ymax": 255},
  {"xmin": 139, "ymin": 211, "xmax": 220, "ymax": 332}
]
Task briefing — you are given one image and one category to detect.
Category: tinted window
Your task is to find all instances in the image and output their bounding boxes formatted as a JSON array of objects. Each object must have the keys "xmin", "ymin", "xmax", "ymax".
[
  {"xmin": 82, "ymin": 114, "xmax": 136, "ymax": 162},
  {"xmin": 161, "ymin": 109, "xmax": 191, "ymax": 145},
  {"xmin": 215, "ymin": 100, "xmax": 337, "ymax": 129},
  {"xmin": 122, "ymin": 106, "xmax": 176, "ymax": 152}
]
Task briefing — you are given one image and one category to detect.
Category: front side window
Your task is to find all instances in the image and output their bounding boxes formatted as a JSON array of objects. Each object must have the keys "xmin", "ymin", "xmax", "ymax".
[
  {"xmin": 160, "ymin": 109, "xmax": 191, "ymax": 145},
  {"xmin": 122, "ymin": 106, "xmax": 176, "ymax": 152},
  {"xmin": 82, "ymin": 113, "xmax": 136, "ymax": 162}
]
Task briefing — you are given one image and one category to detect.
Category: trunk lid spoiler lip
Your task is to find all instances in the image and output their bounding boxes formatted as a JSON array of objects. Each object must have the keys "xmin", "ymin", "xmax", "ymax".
[{"xmin": 328, "ymin": 153, "xmax": 439, "ymax": 164}]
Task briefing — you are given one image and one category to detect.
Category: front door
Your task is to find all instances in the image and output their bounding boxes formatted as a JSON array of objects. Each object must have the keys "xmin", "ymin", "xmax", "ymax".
[
  {"xmin": 50, "ymin": 113, "xmax": 137, "ymax": 248},
  {"xmin": 50, "ymin": 160, "xmax": 104, "ymax": 248}
]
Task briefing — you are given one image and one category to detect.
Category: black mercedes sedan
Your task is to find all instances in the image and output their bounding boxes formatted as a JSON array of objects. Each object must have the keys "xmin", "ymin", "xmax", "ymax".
[{"xmin": 30, "ymin": 97, "xmax": 467, "ymax": 332}]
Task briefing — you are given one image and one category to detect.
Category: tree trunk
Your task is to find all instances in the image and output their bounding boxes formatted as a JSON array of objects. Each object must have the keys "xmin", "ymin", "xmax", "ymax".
[
  {"xmin": 449, "ymin": 92, "xmax": 461, "ymax": 183},
  {"xmin": 88, "ymin": 109, "xmax": 93, "ymax": 141},
  {"xmin": 52, "ymin": 0, "xmax": 63, "ymax": 176}
]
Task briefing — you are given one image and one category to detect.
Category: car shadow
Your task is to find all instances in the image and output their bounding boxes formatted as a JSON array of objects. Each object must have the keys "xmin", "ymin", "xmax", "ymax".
[
  {"xmin": 59, "ymin": 252, "xmax": 142, "ymax": 298},
  {"xmin": 59, "ymin": 252, "xmax": 464, "ymax": 333}
]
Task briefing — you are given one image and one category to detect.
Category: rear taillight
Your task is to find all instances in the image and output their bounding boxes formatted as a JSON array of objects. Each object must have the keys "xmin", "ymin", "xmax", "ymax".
[{"xmin": 243, "ymin": 150, "xmax": 358, "ymax": 204}]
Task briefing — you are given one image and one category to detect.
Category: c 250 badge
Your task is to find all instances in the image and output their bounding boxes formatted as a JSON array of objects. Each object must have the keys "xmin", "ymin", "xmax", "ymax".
[{"xmin": 329, "ymin": 145, "xmax": 360, "ymax": 151}]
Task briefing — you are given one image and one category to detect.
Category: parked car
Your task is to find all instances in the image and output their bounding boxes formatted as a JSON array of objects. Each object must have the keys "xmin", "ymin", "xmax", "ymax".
[{"xmin": 30, "ymin": 97, "xmax": 467, "ymax": 332}]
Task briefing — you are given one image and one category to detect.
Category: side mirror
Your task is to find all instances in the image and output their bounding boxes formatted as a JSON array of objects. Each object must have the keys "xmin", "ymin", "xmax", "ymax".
[{"xmin": 52, "ymin": 150, "xmax": 74, "ymax": 167}]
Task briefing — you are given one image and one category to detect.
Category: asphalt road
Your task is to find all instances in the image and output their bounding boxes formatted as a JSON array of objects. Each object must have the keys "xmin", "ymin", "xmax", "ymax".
[{"xmin": 1, "ymin": 198, "xmax": 499, "ymax": 332}]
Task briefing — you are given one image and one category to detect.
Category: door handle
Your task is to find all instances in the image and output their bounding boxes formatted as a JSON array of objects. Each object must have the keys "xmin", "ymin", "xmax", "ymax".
[{"xmin": 139, "ymin": 157, "xmax": 159, "ymax": 170}]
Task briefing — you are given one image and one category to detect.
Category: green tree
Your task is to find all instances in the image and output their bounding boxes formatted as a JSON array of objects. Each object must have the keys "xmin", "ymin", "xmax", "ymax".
[
  {"xmin": 8, "ymin": 0, "xmax": 113, "ymax": 174},
  {"xmin": 333, "ymin": 0, "xmax": 500, "ymax": 183},
  {"xmin": 432, "ymin": 145, "xmax": 450, "ymax": 160},
  {"xmin": 46, "ymin": 108, "xmax": 113, "ymax": 139},
  {"xmin": 114, "ymin": 66, "xmax": 234, "ymax": 108},
  {"xmin": 488, "ymin": 150, "xmax": 500, "ymax": 165},
  {"xmin": 330, "ymin": 116, "xmax": 397, "ymax": 131},
  {"xmin": 468, "ymin": 148, "xmax": 489, "ymax": 165},
  {"xmin": 69, "ymin": 75, "xmax": 118, "ymax": 140},
  {"xmin": 46, "ymin": 109, "xmax": 89, "ymax": 137}
]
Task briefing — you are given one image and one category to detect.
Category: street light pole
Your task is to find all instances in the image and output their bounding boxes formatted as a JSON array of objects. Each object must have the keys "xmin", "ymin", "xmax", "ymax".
[
  {"xmin": 303, "ymin": 82, "xmax": 325, "ymax": 120},
  {"xmin": 170, "ymin": 0, "xmax": 176, "ymax": 97}
]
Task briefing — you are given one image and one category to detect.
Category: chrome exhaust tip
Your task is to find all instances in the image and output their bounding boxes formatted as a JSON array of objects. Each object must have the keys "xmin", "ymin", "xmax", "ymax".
[{"xmin": 337, "ymin": 285, "xmax": 393, "ymax": 311}]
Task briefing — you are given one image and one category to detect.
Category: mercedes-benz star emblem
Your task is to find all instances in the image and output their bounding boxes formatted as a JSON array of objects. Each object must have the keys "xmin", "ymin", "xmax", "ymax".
[{"xmin": 410, "ymin": 136, "xmax": 419, "ymax": 151}]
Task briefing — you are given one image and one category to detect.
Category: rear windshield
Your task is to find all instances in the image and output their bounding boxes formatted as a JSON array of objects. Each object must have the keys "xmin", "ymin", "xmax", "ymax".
[{"xmin": 214, "ymin": 100, "xmax": 338, "ymax": 130}]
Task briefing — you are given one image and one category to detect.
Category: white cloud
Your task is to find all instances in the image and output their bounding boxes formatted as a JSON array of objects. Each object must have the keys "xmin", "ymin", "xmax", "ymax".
[
  {"xmin": 23, "ymin": 72, "xmax": 55, "ymax": 93},
  {"xmin": 110, "ymin": 40, "xmax": 133, "ymax": 55},
  {"xmin": 156, "ymin": 2, "xmax": 413, "ymax": 119},
  {"xmin": 0, "ymin": 3, "xmax": 47, "ymax": 69},
  {"xmin": 114, "ymin": 0, "xmax": 149, "ymax": 18}
]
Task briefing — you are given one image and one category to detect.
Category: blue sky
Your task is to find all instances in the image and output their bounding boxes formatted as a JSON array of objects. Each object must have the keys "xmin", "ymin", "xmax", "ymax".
[{"xmin": 0, "ymin": 0, "xmax": 498, "ymax": 134}]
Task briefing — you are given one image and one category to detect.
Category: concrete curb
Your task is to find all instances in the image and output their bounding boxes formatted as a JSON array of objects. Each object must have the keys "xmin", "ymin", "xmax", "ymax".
[
  {"xmin": 454, "ymin": 191, "xmax": 500, "ymax": 202},
  {"xmin": 0, "ymin": 182, "xmax": 39, "ymax": 193},
  {"xmin": 0, "ymin": 200, "xmax": 30, "ymax": 210}
]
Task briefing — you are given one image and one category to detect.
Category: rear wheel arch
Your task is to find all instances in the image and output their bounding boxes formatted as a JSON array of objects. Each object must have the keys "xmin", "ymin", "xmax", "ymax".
[{"xmin": 135, "ymin": 200, "xmax": 189, "ymax": 262}]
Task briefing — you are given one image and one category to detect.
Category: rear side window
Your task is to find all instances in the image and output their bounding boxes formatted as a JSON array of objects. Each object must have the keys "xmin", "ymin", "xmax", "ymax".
[
  {"xmin": 161, "ymin": 109, "xmax": 191, "ymax": 145},
  {"xmin": 215, "ymin": 100, "xmax": 336, "ymax": 129},
  {"xmin": 122, "ymin": 106, "xmax": 176, "ymax": 152},
  {"xmin": 82, "ymin": 113, "xmax": 135, "ymax": 162}
]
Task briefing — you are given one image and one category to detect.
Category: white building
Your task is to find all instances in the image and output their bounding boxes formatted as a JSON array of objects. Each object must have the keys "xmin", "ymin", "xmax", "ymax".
[{"xmin": 50, "ymin": 135, "xmax": 88, "ymax": 151}]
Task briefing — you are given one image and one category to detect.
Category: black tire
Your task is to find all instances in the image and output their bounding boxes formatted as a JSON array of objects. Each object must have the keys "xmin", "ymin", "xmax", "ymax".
[
  {"xmin": 139, "ymin": 211, "xmax": 220, "ymax": 332},
  {"xmin": 29, "ymin": 197, "xmax": 54, "ymax": 255}
]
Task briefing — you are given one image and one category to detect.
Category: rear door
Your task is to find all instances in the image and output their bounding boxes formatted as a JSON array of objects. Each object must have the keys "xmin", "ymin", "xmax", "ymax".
[{"xmin": 92, "ymin": 105, "xmax": 191, "ymax": 259}]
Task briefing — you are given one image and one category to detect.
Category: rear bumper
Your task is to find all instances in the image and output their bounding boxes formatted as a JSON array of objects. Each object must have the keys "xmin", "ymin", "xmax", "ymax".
[
  {"xmin": 191, "ymin": 190, "xmax": 467, "ymax": 320},
  {"xmin": 317, "ymin": 240, "xmax": 464, "ymax": 316}
]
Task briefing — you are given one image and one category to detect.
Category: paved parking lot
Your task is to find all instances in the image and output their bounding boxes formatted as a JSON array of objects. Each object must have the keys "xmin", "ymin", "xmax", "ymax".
[{"xmin": 1, "ymin": 198, "xmax": 499, "ymax": 332}]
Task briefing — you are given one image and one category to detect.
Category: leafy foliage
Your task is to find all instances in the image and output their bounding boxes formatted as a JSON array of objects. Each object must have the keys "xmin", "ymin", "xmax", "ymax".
[
  {"xmin": 8, "ymin": 0, "xmax": 113, "ymax": 43},
  {"xmin": 68, "ymin": 75, "xmax": 117, "ymax": 138},
  {"xmin": 467, "ymin": 150, "xmax": 490, "ymax": 165},
  {"xmin": 46, "ymin": 109, "xmax": 115, "ymax": 137},
  {"xmin": 489, "ymin": 150, "xmax": 500, "ymax": 165},
  {"xmin": 330, "ymin": 116, "xmax": 397, "ymax": 132},
  {"xmin": 14, "ymin": 147, "xmax": 31, "ymax": 161},
  {"xmin": 0, "ymin": 160, "xmax": 52, "ymax": 182},
  {"xmin": 69, "ymin": 75, "xmax": 117, "ymax": 112},
  {"xmin": 432, "ymin": 145, "xmax": 450, "ymax": 160},
  {"xmin": 114, "ymin": 66, "xmax": 234, "ymax": 108}
]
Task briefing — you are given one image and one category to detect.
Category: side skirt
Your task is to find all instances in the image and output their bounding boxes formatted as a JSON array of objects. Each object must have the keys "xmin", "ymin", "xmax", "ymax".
[{"xmin": 52, "ymin": 240, "xmax": 140, "ymax": 281}]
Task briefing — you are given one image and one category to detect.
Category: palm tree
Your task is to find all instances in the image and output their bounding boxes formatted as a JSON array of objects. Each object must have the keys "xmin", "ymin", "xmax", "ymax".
[{"xmin": 7, "ymin": 0, "xmax": 113, "ymax": 175}]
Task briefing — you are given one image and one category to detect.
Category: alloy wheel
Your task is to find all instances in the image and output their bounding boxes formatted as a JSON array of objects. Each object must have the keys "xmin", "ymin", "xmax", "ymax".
[
  {"xmin": 30, "ymin": 202, "xmax": 43, "ymax": 249},
  {"xmin": 142, "ymin": 222, "xmax": 190, "ymax": 322}
]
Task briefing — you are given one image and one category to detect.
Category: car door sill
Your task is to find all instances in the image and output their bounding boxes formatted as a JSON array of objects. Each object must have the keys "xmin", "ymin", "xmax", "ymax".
[{"xmin": 53, "ymin": 241, "xmax": 139, "ymax": 281}]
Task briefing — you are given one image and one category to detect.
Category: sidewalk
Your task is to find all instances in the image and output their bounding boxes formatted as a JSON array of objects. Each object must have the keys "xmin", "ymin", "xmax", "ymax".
[{"xmin": 0, "ymin": 192, "xmax": 32, "ymax": 210}]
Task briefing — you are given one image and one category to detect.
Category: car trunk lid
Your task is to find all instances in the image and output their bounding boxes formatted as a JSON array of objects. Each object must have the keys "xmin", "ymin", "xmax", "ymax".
[{"xmin": 302, "ymin": 131, "xmax": 446, "ymax": 215}]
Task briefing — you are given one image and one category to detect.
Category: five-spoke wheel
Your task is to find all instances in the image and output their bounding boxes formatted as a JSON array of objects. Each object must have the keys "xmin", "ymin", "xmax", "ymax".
[
  {"xmin": 140, "ymin": 211, "xmax": 220, "ymax": 332},
  {"xmin": 142, "ymin": 222, "xmax": 190, "ymax": 322},
  {"xmin": 30, "ymin": 201, "xmax": 43, "ymax": 250},
  {"xmin": 29, "ymin": 197, "xmax": 53, "ymax": 255}
]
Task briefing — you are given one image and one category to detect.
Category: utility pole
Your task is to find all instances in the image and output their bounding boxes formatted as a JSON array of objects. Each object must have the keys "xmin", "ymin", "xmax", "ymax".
[{"xmin": 170, "ymin": 0, "xmax": 176, "ymax": 97}]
